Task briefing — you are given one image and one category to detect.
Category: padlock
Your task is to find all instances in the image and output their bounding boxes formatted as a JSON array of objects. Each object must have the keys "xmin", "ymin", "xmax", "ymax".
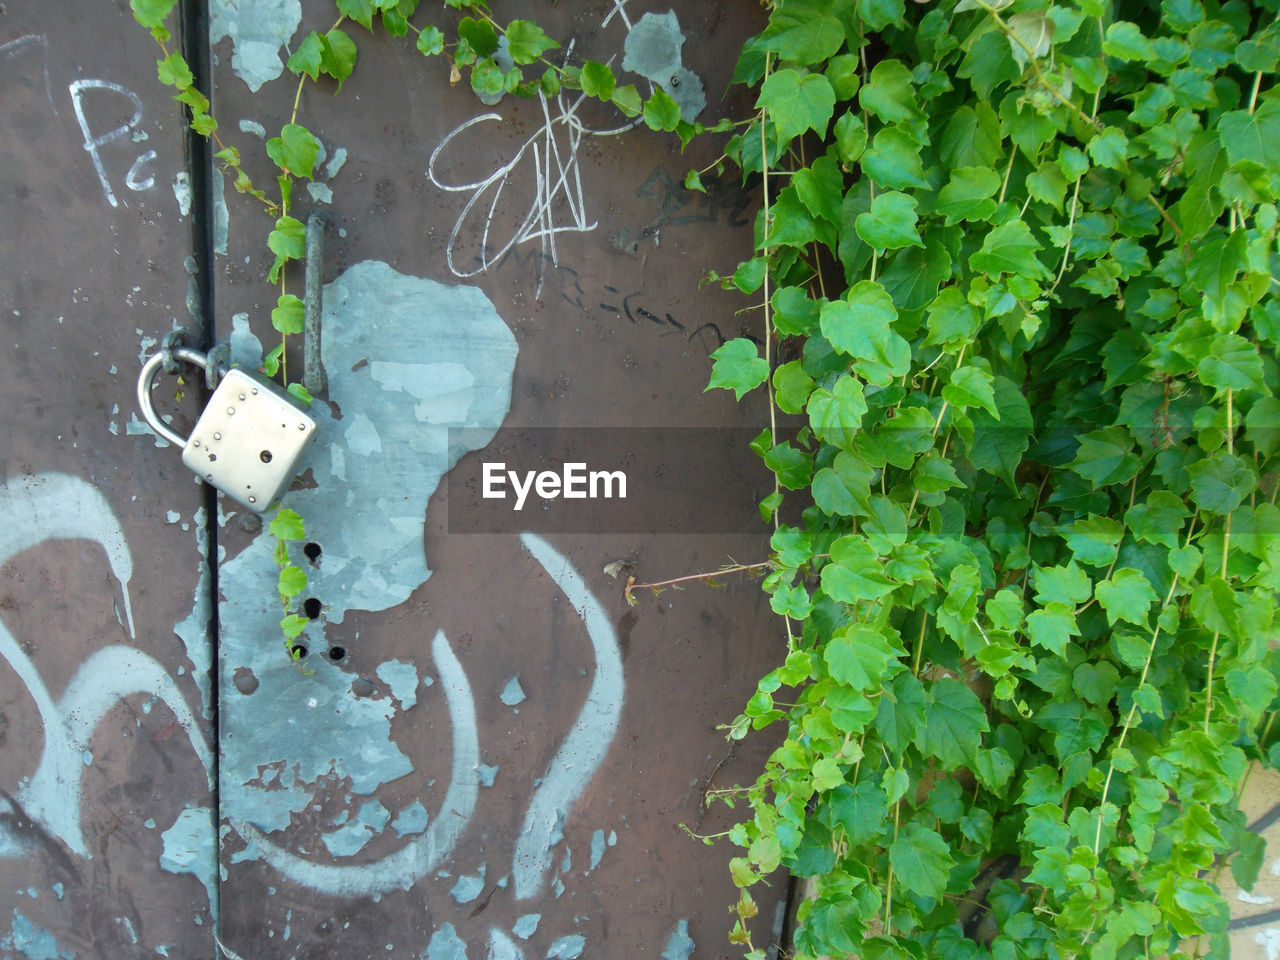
[{"xmin": 137, "ymin": 345, "xmax": 317, "ymax": 512}]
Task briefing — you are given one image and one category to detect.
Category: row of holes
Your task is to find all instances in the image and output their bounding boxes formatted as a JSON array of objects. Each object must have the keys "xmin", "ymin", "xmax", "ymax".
[{"xmin": 287, "ymin": 542, "xmax": 345, "ymax": 661}]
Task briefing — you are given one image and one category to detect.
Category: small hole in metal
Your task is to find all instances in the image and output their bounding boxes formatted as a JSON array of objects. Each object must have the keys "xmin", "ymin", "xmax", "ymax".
[
  {"xmin": 304, "ymin": 597, "xmax": 322, "ymax": 619},
  {"xmin": 260, "ymin": 450, "xmax": 273, "ymax": 463},
  {"xmin": 670, "ymin": 75, "xmax": 680, "ymax": 86},
  {"xmin": 289, "ymin": 644, "xmax": 308, "ymax": 659},
  {"xmin": 328, "ymin": 646, "xmax": 345, "ymax": 661},
  {"xmin": 208, "ymin": 453, "xmax": 217, "ymax": 462},
  {"xmin": 303, "ymin": 542, "xmax": 322, "ymax": 564}
]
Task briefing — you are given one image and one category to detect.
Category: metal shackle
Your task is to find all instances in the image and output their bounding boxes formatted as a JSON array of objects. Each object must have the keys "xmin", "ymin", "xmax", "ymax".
[{"xmin": 136, "ymin": 345, "xmax": 219, "ymax": 448}]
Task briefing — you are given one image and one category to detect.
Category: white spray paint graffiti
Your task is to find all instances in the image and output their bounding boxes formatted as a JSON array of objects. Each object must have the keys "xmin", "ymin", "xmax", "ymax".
[
  {"xmin": 68, "ymin": 79, "xmax": 158, "ymax": 208},
  {"xmin": 426, "ymin": 2, "xmax": 704, "ymax": 291},
  {"xmin": 0, "ymin": 34, "xmax": 58, "ymax": 115},
  {"xmin": 512, "ymin": 533, "xmax": 623, "ymax": 900},
  {"xmin": 0, "ymin": 473, "xmax": 211, "ymax": 858}
]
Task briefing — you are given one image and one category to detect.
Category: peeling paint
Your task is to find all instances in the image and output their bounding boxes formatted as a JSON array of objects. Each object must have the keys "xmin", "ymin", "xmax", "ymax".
[
  {"xmin": 512, "ymin": 914, "xmax": 540, "ymax": 940},
  {"xmin": 325, "ymin": 146, "xmax": 348, "ymax": 179},
  {"xmin": 307, "ymin": 182, "xmax": 333, "ymax": 204},
  {"xmin": 172, "ymin": 171, "xmax": 192, "ymax": 216},
  {"xmin": 212, "ymin": 168, "xmax": 229, "ymax": 256},
  {"xmin": 500, "ymin": 677, "xmax": 526, "ymax": 706},
  {"xmin": 546, "ymin": 934, "xmax": 585, "ymax": 959},
  {"xmin": 425, "ymin": 922, "xmax": 468, "ymax": 960},
  {"xmin": 391, "ymin": 801, "xmax": 428, "ymax": 837},
  {"xmin": 488, "ymin": 928, "xmax": 525, "ymax": 960},
  {"xmin": 159, "ymin": 805, "xmax": 217, "ymax": 918},
  {"xmin": 588, "ymin": 829, "xmax": 605, "ymax": 871},
  {"xmin": 450, "ymin": 864, "xmax": 486, "ymax": 904},
  {"xmin": 661, "ymin": 919, "xmax": 694, "ymax": 960},
  {"xmin": 1, "ymin": 910, "xmax": 75, "ymax": 960},
  {"xmin": 622, "ymin": 12, "xmax": 705, "ymax": 122},
  {"xmin": 209, "ymin": 0, "xmax": 302, "ymax": 93},
  {"xmin": 376, "ymin": 659, "xmax": 420, "ymax": 710}
]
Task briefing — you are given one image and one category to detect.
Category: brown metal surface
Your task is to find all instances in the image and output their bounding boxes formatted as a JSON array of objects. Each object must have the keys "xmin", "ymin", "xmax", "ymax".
[
  {"xmin": 0, "ymin": 2, "xmax": 216, "ymax": 957},
  {"xmin": 207, "ymin": 1, "xmax": 788, "ymax": 957}
]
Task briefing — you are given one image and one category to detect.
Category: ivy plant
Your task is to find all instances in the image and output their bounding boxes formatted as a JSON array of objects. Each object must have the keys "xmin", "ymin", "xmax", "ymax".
[{"xmin": 690, "ymin": 0, "xmax": 1280, "ymax": 957}]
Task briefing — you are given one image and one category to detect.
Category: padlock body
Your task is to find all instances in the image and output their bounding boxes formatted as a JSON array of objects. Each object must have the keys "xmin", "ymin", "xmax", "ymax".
[{"xmin": 181, "ymin": 368, "xmax": 317, "ymax": 511}]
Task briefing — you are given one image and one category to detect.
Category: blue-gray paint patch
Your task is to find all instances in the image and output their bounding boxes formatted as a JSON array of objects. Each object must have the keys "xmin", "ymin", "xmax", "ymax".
[
  {"xmin": 621, "ymin": 11, "xmax": 705, "ymax": 121},
  {"xmin": 588, "ymin": 829, "xmax": 606, "ymax": 871},
  {"xmin": 229, "ymin": 312, "xmax": 263, "ymax": 370},
  {"xmin": 325, "ymin": 146, "xmax": 348, "ymax": 179},
  {"xmin": 512, "ymin": 914, "xmax": 540, "ymax": 940},
  {"xmin": 160, "ymin": 806, "xmax": 217, "ymax": 920},
  {"xmin": 209, "ymin": 0, "xmax": 302, "ymax": 93},
  {"xmin": 450, "ymin": 864, "xmax": 486, "ymax": 904},
  {"xmin": 661, "ymin": 919, "xmax": 695, "ymax": 960},
  {"xmin": 391, "ymin": 801, "xmax": 428, "ymax": 837},
  {"xmin": 1, "ymin": 910, "xmax": 75, "ymax": 960},
  {"xmin": 500, "ymin": 677, "xmax": 526, "ymax": 706},
  {"xmin": 476, "ymin": 763, "xmax": 499, "ymax": 787},
  {"xmin": 424, "ymin": 922, "xmax": 468, "ymax": 960},
  {"xmin": 376, "ymin": 660, "xmax": 419, "ymax": 711},
  {"xmin": 546, "ymin": 934, "xmax": 585, "ymax": 959},
  {"xmin": 307, "ymin": 182, "xmax": 334, "ymax": 205},
  {"xmin": 216, "ymin": 262, "xmax": 513, "ymax": 892},
  {"xmin": 488, "ymin": 929, "xmax": 525, "ymax": 960},
  {"xmin": 172, "ymin": 506, "xmax": 213, "ymax": 718}
]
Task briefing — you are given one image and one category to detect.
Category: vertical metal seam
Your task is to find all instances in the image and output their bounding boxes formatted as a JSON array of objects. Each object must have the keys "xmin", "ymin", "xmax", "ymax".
[{"xmin": 176, "ymin": 0, "xmax": 221, "ymax": 952}]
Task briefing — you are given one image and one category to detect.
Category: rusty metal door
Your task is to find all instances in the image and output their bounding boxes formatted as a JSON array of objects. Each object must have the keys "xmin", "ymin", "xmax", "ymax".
[{"xmin": 0, "ymin": 3, "xmax": 217, "ymax": 957}]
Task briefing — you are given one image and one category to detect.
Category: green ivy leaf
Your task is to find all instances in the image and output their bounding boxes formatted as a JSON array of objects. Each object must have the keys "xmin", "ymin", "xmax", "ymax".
[
  {"xmin": 1218, "ymin": 100, "xmax": 1280, "ymax": 169},
  {"xmin": 857, "ymin": 59, "xmax": 919, "ymax": 124},
  {"xmin": 762, "ymin": 13, "xmax": 846, "ymax": 65},
  {"xmin": 936, "ymin": 166, "xmax": 1001, "ymax": 225},
  {"xmin": 458, "ymin": 16, "xmax": 499, "ymax": 56},
  {"xmin": 862, "ymin": 126, "xmax": 929, "ymax": 190},
  {"xmin": 925, "ymin": 288, "xmax": 982, "ymax": 347},
  {"xmin": 807, "ymin": 376, "xmax": 868, "ymax": 449},
  {"xmin": 706, "ymin": 338, "xmax": 768, "ymax": 400},
  {"xmin": 855, "ymin": 191, "xmax": 923, "ymax": 252},
  {"xmin": 268, "ymin": 215, "xmax": 306, "ymax": 282},
  {"xmin": 821, "ymin": 536, "xmax": 896, "ymax": 602},
  {"xmin": 580, "ymin": 60, "xmax": 615, "ymax": 100},
  {"xmin": 1095, "ymin": 568, "xmax": 1159, "ymax": 626},
  {"xmin": 970, "ymin": 219, "xmax": 1048, "ymax": 280},
  {"xmin": 280, "ymin": 613, "xmax": 309, "ymax": 639},
  {"xmin": 757, "ymin": 68, "xmax": 836, "ymax": 144},
  {"xmin": 321, "ymin": 28, "xmax": 358, "ymax": 89},
  {"xmin": 819, "ymin": 282, "xmax": 910, "ymax": 385},
  {"xmin": 156, "ymin": 51, "xmax": 194, "ymax": 89},
  {"xmin": 288, "ymin": 32, "xmax": 326, "ymax": 79},
  {"xmin": 1070, "ymin": 426, "xmax": 1142, "ymax": 487},
  {"xmin": 1187, "ymin": 452, "xmax": 1257, "ymax": 514},
  {"xmin": 1104, "ymin": 21, "xmax": 1156, "ymax": 61},
  {"xmin": 773, "ymin": 361, "xmax": 815, "ymax": 414},
  {"xmin": 833, "ymin": 112, "xmax": 868, "ymax": 164},
  {"xmin": 132, "ymin": 0, "xmax": 177, "ymax": 28},
  {"xmin": 890, "ymin": 823, "xmax": 955, "ymax": 900},
  {"xmin": 278, "ymin": 564, "xmax": 307, "ymax": 598},
  {"xmin": 270, "ymin": 508, "xmax": 306, "ymax": 541},
  {"xmin": 924, "ymin": 678, "xmax": 988, "ymax": 769},
  {"xmin": 943, "ymin": 365, "xmax": 999, "ymax": 418},
  {"xmin": 271, "ymin": 293, "xmax": 305, "ymax": 335},
  {"xmin": 825, "ymin": 624, "xmax": 905, "ymax": 691},
  {"xmin": 337, "ymin": 0, "xmax": 376, "ymax": 31},
  {"xmin": 505, "ymin": 19, "xmax": 558, "ymax": 63},
  {"xmin": 967, "ymin": 376, "xmax": 1033, "ymax": 490},
  {"xmin": 266, "ymin": 124, "xmax": 320, "ymax": 180},
  {"xmin": 643, "ymin": 87, "xmax": 682, "ymax": 132},
  {"xmin": 417, "ymin": 25, "xmax": 445, "ymax": 56}
]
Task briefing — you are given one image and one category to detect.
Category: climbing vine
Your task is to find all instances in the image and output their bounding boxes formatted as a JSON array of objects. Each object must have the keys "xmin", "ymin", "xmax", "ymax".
[
  {"xmin": 130, "ymin": 0, "xmax": 1280, "ymax": 956},
  {"xmin": 688, "ymin": 0, "xmax": 1280, "ymax": 957}
]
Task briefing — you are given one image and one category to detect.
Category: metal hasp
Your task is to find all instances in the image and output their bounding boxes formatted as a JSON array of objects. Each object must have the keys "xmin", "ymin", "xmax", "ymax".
[{"xmin": 137, "ymin": 347, "xmax": 317, "ymax": 512}]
